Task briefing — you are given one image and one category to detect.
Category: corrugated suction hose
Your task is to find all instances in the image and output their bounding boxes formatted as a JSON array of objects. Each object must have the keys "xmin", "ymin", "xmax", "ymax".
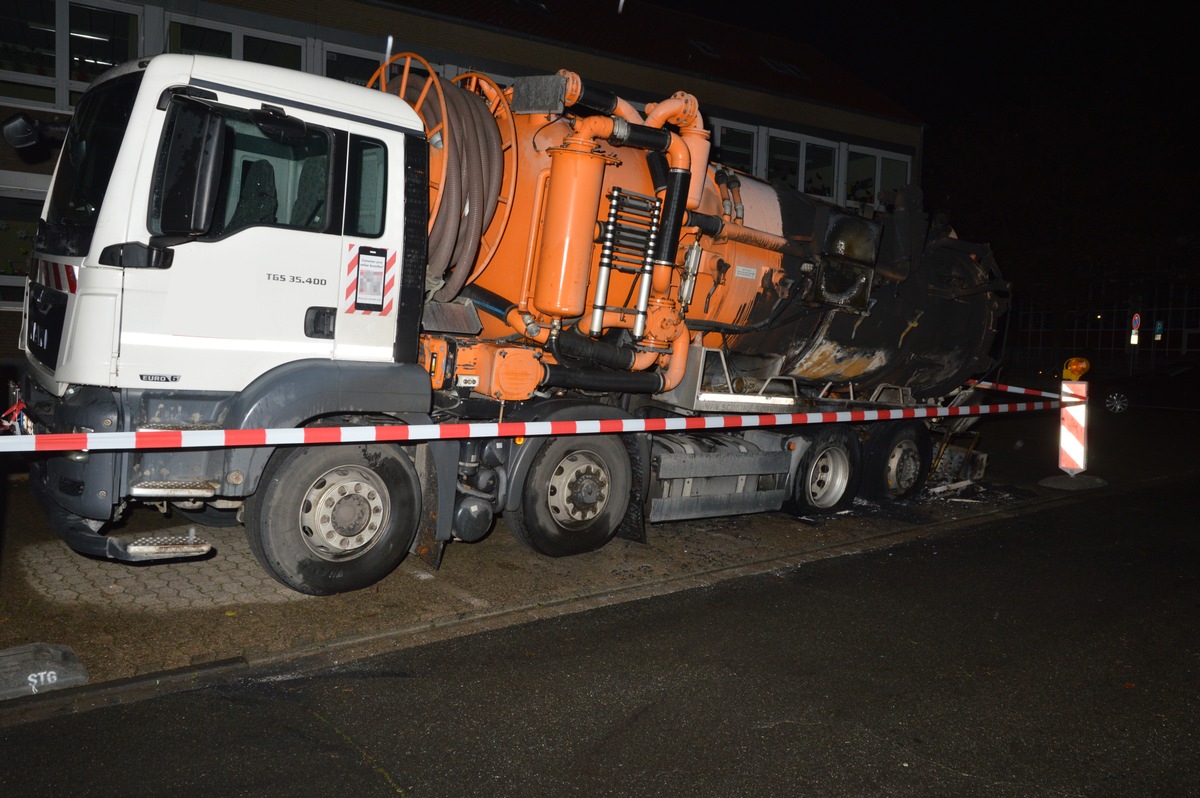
[{"xmin": 400, "ymin": 73, "xmax": 504, "ymax": 301}]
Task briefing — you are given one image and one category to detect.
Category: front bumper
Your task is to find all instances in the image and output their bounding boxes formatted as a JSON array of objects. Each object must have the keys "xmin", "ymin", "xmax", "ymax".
[{"xmin": 21, "ymin": 371, "xmax": 123, "ymax": 526}]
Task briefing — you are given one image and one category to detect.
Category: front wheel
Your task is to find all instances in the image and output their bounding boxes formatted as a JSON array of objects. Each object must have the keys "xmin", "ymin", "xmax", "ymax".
[
  {"xmin": 507, "ymin": 435, "xmax": 632, "ymax": 557},
  {"xmin": 860, "ymin": 421, "xmax": 932, "ymax": 502},
  {"xmin": 788, "ymin": 426, "xmax": 862, "ymax": 514},
  {"xmin": 245, "ymin": 444, "xmax": 421, "ymax": 595}
]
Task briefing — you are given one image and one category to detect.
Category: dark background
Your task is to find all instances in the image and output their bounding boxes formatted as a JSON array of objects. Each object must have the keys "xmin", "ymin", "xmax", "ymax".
[{"xmin": 646, "ymin": 1, "xmax": 1196, "ymax": 297}]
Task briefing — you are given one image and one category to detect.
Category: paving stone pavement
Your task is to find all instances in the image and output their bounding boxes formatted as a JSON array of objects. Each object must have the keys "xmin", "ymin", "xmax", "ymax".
[{"xmin": 16, "ymin": 523, "xmax": 304, "ymax": 609}]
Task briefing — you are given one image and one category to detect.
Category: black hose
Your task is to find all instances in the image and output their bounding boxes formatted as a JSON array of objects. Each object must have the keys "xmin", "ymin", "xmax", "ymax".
[
  {"xmin": 542, "ymin": 363, "xmax": 664, "ymax": 393},
  {"xmin": 458, "ymin": 284, "xmax": 515, "ymax": 320},
  {"xmin": 566, "ymin": 85, "xmax": 618, "ymax": 117},
  {"xmin": 684, "ymin": 210, "xmax": 723, "ymax": 238},
  {"xmin": 556, "ymin": 326, "xmax": 638, "ymax": 370},
  {"xmin": 656, "ymin": 169, "xmax": 689, "ymax": 265}
]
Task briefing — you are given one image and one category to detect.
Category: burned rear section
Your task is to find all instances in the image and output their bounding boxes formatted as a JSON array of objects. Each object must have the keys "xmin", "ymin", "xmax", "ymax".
[{"xmin": 713, "ymin": 185, "xmax": 1009, "ymax": 401}]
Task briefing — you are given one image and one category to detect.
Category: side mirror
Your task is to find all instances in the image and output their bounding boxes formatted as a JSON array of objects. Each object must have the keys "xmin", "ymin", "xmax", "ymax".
[
  {"xmin": 2, "ymin": 113, "xmax": 38, "ymax": 149},
  {"xmin": 2, "ymin": 113, "xmax": 67, "ymax": 164},
  {"xmin": 154, "ymin": 100, "xmax": 225, "ymax": 237}
]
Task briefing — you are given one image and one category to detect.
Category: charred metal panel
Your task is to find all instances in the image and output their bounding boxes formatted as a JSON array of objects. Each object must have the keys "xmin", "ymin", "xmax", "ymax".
[{"xmin": 725, "ymin": 194, "xmax": 1008, "ymax": 399}]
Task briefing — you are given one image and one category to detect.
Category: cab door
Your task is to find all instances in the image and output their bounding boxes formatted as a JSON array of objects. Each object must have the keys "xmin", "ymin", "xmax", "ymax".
[
  {"xmin": 118, "ymin": 96, "xmax": 344, "ymax": 393},
  {"xmin": 332, "ymin": 130, "xmax": 416, "ymax": 365}
]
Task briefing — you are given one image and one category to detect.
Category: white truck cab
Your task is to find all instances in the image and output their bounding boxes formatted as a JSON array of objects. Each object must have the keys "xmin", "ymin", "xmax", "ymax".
[{"xmin": 17, "ymin": 55, "xmax": 434, "ymax": 579}]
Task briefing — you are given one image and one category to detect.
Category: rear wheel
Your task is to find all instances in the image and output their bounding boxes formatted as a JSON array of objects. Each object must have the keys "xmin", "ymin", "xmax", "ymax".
[
  {"xmin": 245, "ymin": 444, "xmax": 420, "ymax": 595},
  {"xmin": 508, "ymin": 435, "xmax": 632, "ymax": 557},
  {"xmin": 860, "ymin": 421, "xmax": 932, "ymax": 502},
  {"xmin": 789, "ymin": 426, "xmax": 862, "ymax": 514}
]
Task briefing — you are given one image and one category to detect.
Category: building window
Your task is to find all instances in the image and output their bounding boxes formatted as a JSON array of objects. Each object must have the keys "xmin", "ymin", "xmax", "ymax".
[
  {"xmin": 1, "ymin": 0, "xmax": 140, "ymax": 110},
  {"xmin": 844, "ymin": 146, "xmax": 911, "ymax": 208},
  {"xmin": 881, "ymin": 156, "xmax": 909, "ymax": 197},
  {"xmin": 846, "ymin": 149, "xmax": 875, "ymax": 205},
  {"xmin": 1, "ymin": 0, "xmax": 56, "ymax": 87},
  {"xmin": 324, "ymin": 49, "xmax": 382, "ymax": 87},
  {"xmin": 244, "ymin": 35, "xmax": 301, "ymax": 71},
  {"xmin": 767, "ymin": 134, "xmax": 800, "ymax": 189},
  {"xmin": 765, "ymin": 130, "xmax": 839, "ymax": 198},
  {"xmin": 68, "ymin": 3, "xmax": 136, "ymax": 84},
  {"xmin": 166, "ymin": 15, "xmax": 305, "ymax": 71},
  {"xmin": 168, "ymin": 21, "xmax": 232, "ymax": 58},
  {"xmin": 712, "ymin": 119, "xmax": 911, "ymax": 208},
  {"xmin": 804, "ymin": 142, "xmax": 835, "ymax": 198},
  {"xmin": 714, "ymin": 122, "xmax": 755, "ymax": 174}
]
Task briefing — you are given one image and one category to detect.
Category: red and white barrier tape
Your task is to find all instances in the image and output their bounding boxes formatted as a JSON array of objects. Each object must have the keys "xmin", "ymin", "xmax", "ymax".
[
  {"xmin": 0, "ymin": 400, "xmax": 1060, "ymax": 454},
  {"xmin": 966, "ymin": 379, "xmax": 1062, "ymax": 399}
]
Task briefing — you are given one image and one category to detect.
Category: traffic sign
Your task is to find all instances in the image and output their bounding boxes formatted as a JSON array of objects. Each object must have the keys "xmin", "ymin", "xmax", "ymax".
[{"xmin": 1132, "ymin": 313, "xmax": 1141, "ymax": 331}]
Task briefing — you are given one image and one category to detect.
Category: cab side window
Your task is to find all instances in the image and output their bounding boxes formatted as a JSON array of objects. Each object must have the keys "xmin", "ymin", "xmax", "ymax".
[
  {"xmin": 206, "ymin": 113, "xmax": 331, "ymax": 237},
  {"xmin": 344, "ymin": 136, "xmax": 386, "ymax": 238},
  {"xmin": 150, "ymin": 100, "xmax": 332, "ymax": 239}
]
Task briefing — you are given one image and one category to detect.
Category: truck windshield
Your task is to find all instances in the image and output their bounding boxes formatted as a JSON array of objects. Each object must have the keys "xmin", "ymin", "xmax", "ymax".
[{"xmin": 41, "ymin": 71, "xmax": 143, "ymax": 256}]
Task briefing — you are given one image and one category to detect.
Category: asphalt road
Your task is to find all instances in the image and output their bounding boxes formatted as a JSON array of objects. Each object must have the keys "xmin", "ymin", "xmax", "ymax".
[{"xmin": 1, "ymin": 409, "xmax": 1198, "ymax": 797}]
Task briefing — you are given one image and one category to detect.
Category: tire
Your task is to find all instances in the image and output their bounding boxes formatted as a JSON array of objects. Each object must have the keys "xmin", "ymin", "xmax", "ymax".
[
  {"xmin": 1103, "ymin": 389, "xmax": 1130, "ymax": 414},
  {"xmin": 172, "ymin": 504, "xmax": 242, "ymax": 528},
  {"xmin": 508, "ymin": 434, "xmax": 632, "ymax": 557},
  {"xmin": 860, "ymin": 421, "xmax": 932, "ymax": 502},
  {"xmin": 244, "ymin": 444, "xmax": 421, "ymax": 595},
  {"xmin": 788, "ymin": 426, "xmax": 861, "ymax": 514}
]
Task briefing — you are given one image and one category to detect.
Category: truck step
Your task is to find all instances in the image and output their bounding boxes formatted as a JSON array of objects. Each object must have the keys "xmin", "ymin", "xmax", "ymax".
[
  {"xmin": 130, "ymin": 480, "xmax": 219, "ymax": 498},
  {"xmin": 123, "ymin": 529, "xmax": 213, "ymax": 561}
]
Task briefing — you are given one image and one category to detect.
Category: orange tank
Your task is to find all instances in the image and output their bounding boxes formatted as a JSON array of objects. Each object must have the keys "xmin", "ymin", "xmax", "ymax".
[{"xmin": 388, "ymin": 62, "xmax": 1006, "ymax": 403}]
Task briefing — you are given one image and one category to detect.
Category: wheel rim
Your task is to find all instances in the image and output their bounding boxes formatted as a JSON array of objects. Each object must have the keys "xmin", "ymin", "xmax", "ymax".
[
  {"xmin": 803, "ymin": 444, "xmax": 852, "ymax": 509},
  {"xmin": 298, "ymin": 465, "xmax": 390, "ymax": 560},
  {"xmin": 884, "ymin": 439, "xmax": 923, "ymax": 497},
  {"xmin": 1105, "ymin": 391, "xmax": 1129, "ymax": 413},
  {"xmin": 546, "ymin": 450, "xmax": 611, "ymax": 531}
]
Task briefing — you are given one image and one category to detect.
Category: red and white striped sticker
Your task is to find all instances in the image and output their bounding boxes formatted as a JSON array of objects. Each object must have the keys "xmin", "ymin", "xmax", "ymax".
[
  {"xmin": 0, "ymin": 399, "xmax": 1061, "ymax": 454},
  {"xmin": 1058, "ymin": 380, "xmax": 1088, "ymax": 475},
  {"xmin": 34, "ymin": 259, "xmax": 77, "ymax": 294}
]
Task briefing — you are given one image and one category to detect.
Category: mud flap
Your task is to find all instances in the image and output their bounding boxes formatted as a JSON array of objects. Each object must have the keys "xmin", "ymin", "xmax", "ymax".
[{"xmin": 412, "ymin": 440, "xmax": 457, "ymax": 569}]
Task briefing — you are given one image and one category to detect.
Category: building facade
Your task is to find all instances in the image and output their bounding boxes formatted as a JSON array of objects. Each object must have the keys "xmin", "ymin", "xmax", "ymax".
[{"xmin": 0, "ymin": 0, "xmax": 925, "ymax": 329}]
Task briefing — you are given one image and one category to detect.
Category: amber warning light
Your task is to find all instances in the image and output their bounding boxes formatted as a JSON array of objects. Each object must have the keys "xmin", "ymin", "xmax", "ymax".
[{"xmin": 1062, "ymin": 357, "xmax": 1090, "ymax": 380}]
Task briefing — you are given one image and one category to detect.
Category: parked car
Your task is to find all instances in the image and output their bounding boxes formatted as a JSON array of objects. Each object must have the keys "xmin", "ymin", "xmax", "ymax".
[{"xmin": 1091, "ymin": 359, "xmax": 1200, "ymax": 413}]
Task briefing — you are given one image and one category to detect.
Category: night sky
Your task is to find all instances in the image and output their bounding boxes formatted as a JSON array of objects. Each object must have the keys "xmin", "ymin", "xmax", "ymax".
[{"xmin": 643, "ymin": 2, "xmax": 1195, "ymax": 293}]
